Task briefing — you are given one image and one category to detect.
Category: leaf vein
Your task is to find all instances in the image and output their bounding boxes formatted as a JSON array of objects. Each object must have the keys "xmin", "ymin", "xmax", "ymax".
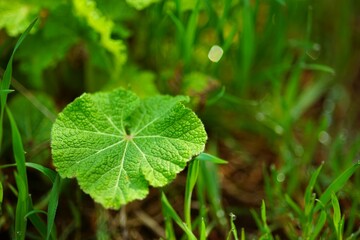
[
  {"xmin": 75, "ymin": 139, "xmax": 125, "ymax": 164},
  {"xmin": 113, "ymin": 140, "xmax": 129, "ymax": 200},
  {"xmin": 59, "ymin": 126, "xmax": 120, "ymax": 138},
  {"xmin": 133, "ymin": 116, "xmax": 160, "ymax": 135},
  {"xmin": 104, "ymin": 114, "xmax": 124, "ymax": 134},
  {"xmin": 131, "ymin": 140, "xmax": 176, "ymax": 179},
  {"xmin": 133, "ymin": 135, "xmax": 203, "ymax": 146}
]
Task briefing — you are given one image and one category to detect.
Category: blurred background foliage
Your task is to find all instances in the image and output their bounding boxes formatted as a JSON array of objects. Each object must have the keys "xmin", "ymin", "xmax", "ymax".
[{"xmin": 1, "ymin": 0, "xmax": 360, "ymax": 238}]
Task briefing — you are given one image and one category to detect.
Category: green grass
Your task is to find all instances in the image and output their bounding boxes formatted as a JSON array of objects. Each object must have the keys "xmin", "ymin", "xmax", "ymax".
[
  {"xmin": 1, "ymin": 0, "xmax": 360, "ymax": 239},
  {"xmin": 1, "ymin": 18, "xmax": 61, "ymax": 240}
]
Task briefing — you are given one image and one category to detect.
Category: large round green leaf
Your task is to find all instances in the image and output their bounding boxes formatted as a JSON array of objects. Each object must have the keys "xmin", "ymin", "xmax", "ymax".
[{"xmin": 51, "ymin": 88, "xmax": 207, "ymax": 209}]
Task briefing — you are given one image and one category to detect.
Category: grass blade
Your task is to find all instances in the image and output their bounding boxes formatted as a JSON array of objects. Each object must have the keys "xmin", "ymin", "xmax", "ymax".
[
  {"xmin": 25, "ymin": 163, "xmax": 57, "ymax": 183},
  {"xmin": 168, "ymin": 12, "xmax": 185, "ymax": 38},
  {"xmin": 196, "ymin": 153, "xmax": 227, "ymax": 164},
  {"xmin": 184, "ymin": 0, "xmax": 200, "ymax": 65},
  {"xmin": 0, "ymin": 17, "xmax": 38, "ymax": 109},
  {"xmin": 302, "ymin": 63, "xmax": 335, "ymax": 75},
  {"xmin": 206, "ymin": 86, "xmax": 226, "ymax": 107},
  {"xmin": 230, "ymin": 213, "xmax": 238, "ymax": 240},
  {"xmin": 291, "ymin": 79, "xmax": 330, "ymax": 120},
  {"xmin": 14, "ymin": 172, "xmax": 28, "ymax": 240},
  {"xmin": 315, "ymin": 162, "xmax": 360, "ymax": 212},
  {"xmin": 184, "ymin": 158, "xmax": 199, "ymax": 229},
  {"xmin": 0, "ymin": 181, "xmax": 3, "ymax": 211},
  {"xmin": 331, "ymin": 192, "xmax": 344, "ymax": 240},
  {"xmin": 241, "ymin": 228, "xmax": 245, "ymax": 240},
  {"xmin": 163, "ymin": 213, "xmax": 176, "ymax": 240},
  {"xmin": 310, "ymin": 210, "xmax": 327, "ymax": 240},
  {"xmin": 250, "ymin": 209, "xmax": 262, "ymax": 231},
  {"xmin": 237, "ymin": 0, "xmax": 255, "ymax": 92},
  {"xmin": 199, "ymin": 159, "xmax": 227, "ymax": 226},
  {"xmin": 0, "ymin": 18, "xmax": 37, "ymax": 150},
  {"xmin": 8, "ymin": 106, "xmax": 30, "ymax": 239},
  {"xmin": 47, "ymin": 174, "xmax": 61, "ymax": 240},
  {"xmin": 161, "ymin": 192, "xmax": 196, "ymax": 240},
  {"xmin": 24, "ymin": 209, "xmax": 47, "ymax": 218},
  {"xmin": 261, "ymin": 200, "xmax": 271, "ymax": 235},
  {"xmin": 284, "ymin": 194, "xmax": 302, "ymax": 217},
  {"xmin": 226, "ymin": 213, "xmax": 238, "ymax": 240},
  {"xmin": 0, "ymin": 163, "xmax": 17, "ymax": 169},
  {"xmin": 0, "ymin": 163, "xmax": 56, "ymax": 183},
  {"xmin": 304, "ymin": 164, "xmax": 323, "ymax": 216},
  {"xmin": 305, "ymin": 164, "xmax": 323, "ymax": 206},
  {"xmin": 27, "ymin": 198, "xmax": 47, "ymax": 239},
  {"xmin": 7, "ymin": 107, "xmax": 28, "ymax": 186},
  {"xmin": 199, "ymin": 218, "xmax": 206, "ymax": 240},
  {"xmin": 332, "ymin": 193, "xmax": 341, "ymax": 233},
  {"xmin": 0, "ymin": 89, "xmax": 14, "ymax": 94}
]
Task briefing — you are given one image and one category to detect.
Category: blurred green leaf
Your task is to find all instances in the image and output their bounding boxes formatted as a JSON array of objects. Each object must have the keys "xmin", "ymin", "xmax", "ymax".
[
  {"xmin": 0, "ymin": 1, "xmax": 39, "ymax": 36},
  {"xmin": 73, "ymin": 0, "xmax": 126, "ymax": 76},
  {"xmin": 104, "ymin": 65, "xmax": 159, "ymax": 97},
  {"xmin": 126, "ymin": 0, "xmax": 160, "ymax": 10},
  {"xmin": 7, "ymin": 93, "xmax": 56, "ymax": 163},
  {"xmin": 16, "ymin": 5, "xmax": 79, "ymax": 88},
  {"xmin": 182, "ymin": 72, "xmax": 221, "ymax": 108}
]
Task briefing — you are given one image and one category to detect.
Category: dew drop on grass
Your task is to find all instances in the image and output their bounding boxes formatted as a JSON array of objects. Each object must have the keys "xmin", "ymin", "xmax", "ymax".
[
  {"xmin": 340, "ymin": 131, "xmax": 347, "ymax": 141},
  {"xmin": 208, "ymin": 45, "xmax": 223, "ymax": 62},
  {"xmin": 295, "ymin": 145, "xmax": 304, "ymax": 157},
  {"xmin": 274, "ymin": 125, "xmax": 283, "ymax": 135},
  {"xmin": 306, "ymin": 43, "xmax": 321, "ymax": 60},
  {"xmin": 256, "ymin": 112, "xmax": 265, "ymax": 121},
  {"xmin": 324, "ymin": 99, "xmax": 335, "ymax": 113},
  {"xmin": 216, "ymin": 209, "xmax": 225, "ymax": 218},
  {"xmin": 276, "ymin": 173, "xmax": 285, "ymax": 183},
  {"xmin": 313, "ymin": 43, "xmax": 321, "ymax": 51},
  {"xmin": 318, "ymin": 131, "xmax": 330, "ymax": 145}
]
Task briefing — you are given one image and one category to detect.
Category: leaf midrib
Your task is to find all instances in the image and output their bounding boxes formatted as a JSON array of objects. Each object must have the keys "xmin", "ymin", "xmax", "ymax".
[{"xmin": 75, "ymin": 139, "xmax": 125, "ymax": 164}]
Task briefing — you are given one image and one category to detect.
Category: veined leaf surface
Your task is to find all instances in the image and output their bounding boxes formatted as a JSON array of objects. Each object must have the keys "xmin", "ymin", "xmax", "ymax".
[{"xmin": 51, "ymin": 88, "xmax": 207, "ymax": 209}]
